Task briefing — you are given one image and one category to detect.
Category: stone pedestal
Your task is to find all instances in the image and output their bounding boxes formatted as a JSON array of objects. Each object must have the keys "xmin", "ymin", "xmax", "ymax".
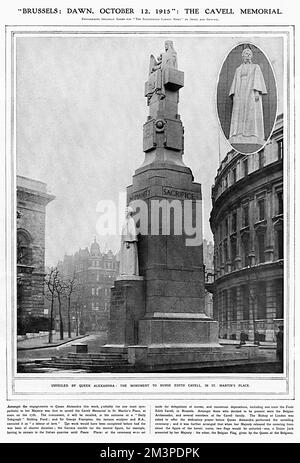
[
  {"xmin": 126, "ymin": 345, "xmax": 251, "ymax": 371},
  {"xmin": 106, "ymin": 278, "xmax": 145, "ymax": 346},
  {"xmin": 139, "ymin": 313, "xmax": 218, "ymax": 345}
]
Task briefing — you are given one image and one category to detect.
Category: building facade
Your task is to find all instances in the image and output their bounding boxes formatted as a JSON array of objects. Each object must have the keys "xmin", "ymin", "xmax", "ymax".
[
  {"xmin": 57, "ymin": 239, "xmax": 119, "ymax": 332},
  {"xmin": 17, "ymin": 175, "xmax": 55, "ymax": 333},
  {"xmin": 210, "ymin": 115, "xmax": 283, "ymax": 342}
]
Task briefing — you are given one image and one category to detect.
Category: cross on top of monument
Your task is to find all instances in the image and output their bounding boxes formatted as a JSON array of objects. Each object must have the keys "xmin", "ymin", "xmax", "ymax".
[{"xmin": 143, "ymin": 41, "xmax": 185, "ymax": 165}]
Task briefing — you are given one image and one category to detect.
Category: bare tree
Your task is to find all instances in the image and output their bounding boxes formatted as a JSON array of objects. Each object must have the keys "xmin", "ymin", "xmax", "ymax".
[
  {"xmin": 54, "ymin": 271, "xmax": 65, "ymax": 340},
  {"xmin": 44, "ymin": 267, "xmax": 59, "ymax": 343},
  {"xmin": 64, "ymin": 272, "xmax": 77, "ymax": 338}
]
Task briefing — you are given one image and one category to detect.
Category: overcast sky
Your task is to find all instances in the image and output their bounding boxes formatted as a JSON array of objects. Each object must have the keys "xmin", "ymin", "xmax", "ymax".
[{"xmin": 16, "ymin": 34, "xmax": 283, "ymax": 266}]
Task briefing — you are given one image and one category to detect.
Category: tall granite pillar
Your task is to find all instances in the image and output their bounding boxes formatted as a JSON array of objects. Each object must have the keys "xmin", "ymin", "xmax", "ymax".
[{"xmin": 125, "ymin": 41, "xmax": 218, "ymax": 347}]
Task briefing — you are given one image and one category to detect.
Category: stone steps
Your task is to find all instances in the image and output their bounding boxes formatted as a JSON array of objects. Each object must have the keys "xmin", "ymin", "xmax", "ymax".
[
  {"xmin": 38, "ymin": 350, "xmax": 131, "ymax": 371},
  {"xmin": 41, "ymin": 361, "xmax": 129, "ymax": 371},
  {"xmin": 68, "ymin": 353, "xmax": 127, "ymax": 361},
  {"xmin": 50, "ymin": 358, "xmax": 128, "ymax": 366}
]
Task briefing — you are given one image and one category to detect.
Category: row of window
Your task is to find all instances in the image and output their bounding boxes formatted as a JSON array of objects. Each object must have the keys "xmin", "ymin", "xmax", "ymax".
[
  {"xmin": 95, "ymin": 273, "xmax": 113, "ymax": 282},
  {"xmin": 91, "ymin": 287, "xmax": 110, "ymax": 296},
  {"xmin": 216, "ymin": 228, "xmax": 283, "ymax": 271},
  {"xmin": 91, "ymin": 260, "xmax": 116, "ymax": 269},
  {"xmin": 219, "ymin": 140, "xmax": 283, "ymax": 195},
  {"xmin": 216, "ymin": 279, "xmax": 283, "ymax": 323},
  {"xmin": 91, "ymin": 302, "xmax": 109, "ymax": 311},
  {"xmin": 216, "ymin": 190, "xmax": 283, "ymax": 244}
]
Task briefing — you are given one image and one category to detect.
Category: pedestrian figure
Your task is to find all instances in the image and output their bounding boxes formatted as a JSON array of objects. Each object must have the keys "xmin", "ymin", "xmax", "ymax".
[{"xmin": 238, "ymin": 330, "xmax": 247, "ymax": 348}]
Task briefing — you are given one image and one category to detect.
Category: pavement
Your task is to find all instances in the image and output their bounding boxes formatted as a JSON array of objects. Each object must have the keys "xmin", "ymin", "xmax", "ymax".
[
  {"xmin": 17, "ymin": 332, "xmax": 107, "ymax": 362},
  {"xmin": 17, "ymin": 332, "xmax": 89, "ymax": 350}
]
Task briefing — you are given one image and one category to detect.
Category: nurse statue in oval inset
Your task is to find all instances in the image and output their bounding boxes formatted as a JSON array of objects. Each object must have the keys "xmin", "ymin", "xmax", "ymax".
[{"xmin": 228, "ymin": 47, "xmax": 267, "ymax": 150}]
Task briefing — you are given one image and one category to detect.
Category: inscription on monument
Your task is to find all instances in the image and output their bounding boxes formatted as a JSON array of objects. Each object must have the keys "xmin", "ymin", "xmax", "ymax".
[
  {"xmin": 129, "ymin": 188, "xmax": 151, "ymax": 202},
  {"xmin": 129, "ymin": 187, "xmax": 197, "ymax": 202},
  {"xmin": 162, "ymin": 187, "xmax": 195, "ymax": 200},
  {"xmin": 143, "ymin": 120, "xmax": 155, "ymax": 152},
  {"xmin": 165, "ymin": 119, "xmax": 183, "ymax": 151}
]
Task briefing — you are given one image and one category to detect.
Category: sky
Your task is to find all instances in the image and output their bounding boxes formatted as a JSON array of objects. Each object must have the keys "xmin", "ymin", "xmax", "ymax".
[{"xmin": 16, "ymin": 34, "xmax": 283, "ymax": 266}]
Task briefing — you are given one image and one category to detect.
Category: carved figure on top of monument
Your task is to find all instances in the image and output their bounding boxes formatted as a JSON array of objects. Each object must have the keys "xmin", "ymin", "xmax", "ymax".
[
  {"xmin": 229, "ymin": 47, "xmax": 267, "ymax": 149},
  {"xmin": 119, "ymin": 207, "xmax": 139, "ymax": 277},
  {"xmin": 149, "ymin": 40, "xmax": 178, "ymax": 75},
  {"xmin": 146, "ymin": 40, "xmax": 179, "ymax": 102},
  {"xmin": 217, "ymin": 43, "xmax": 277, "ymax": 155}
]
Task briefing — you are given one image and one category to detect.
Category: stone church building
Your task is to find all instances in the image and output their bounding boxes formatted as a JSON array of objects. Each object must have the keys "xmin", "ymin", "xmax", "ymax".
[{"xmin": 17, "ymin": 175, "xmax": 55, "ymax": 333}]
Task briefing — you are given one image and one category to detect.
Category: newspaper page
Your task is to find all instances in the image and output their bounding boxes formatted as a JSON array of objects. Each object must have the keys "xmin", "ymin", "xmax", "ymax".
[{"xmin": 0, "ymin": 0, "xmax": 299, "ymax": 447}]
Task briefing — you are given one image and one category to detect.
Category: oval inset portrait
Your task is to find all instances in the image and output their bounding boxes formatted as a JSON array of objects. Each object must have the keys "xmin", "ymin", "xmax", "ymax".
[{"xmin": 217, "ymin": 43, "xmax": 277, "ymax": 155}]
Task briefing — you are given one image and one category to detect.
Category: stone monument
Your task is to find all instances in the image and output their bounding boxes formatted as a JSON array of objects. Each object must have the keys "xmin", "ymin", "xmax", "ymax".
[{"xmin": 104, "ymin": 41, "xmax": 249, "ymax": 370}]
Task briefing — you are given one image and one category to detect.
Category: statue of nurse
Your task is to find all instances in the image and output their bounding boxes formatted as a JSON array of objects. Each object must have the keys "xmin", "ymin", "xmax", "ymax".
[
  {"xmin": 119, "ymin": 206, "xmax": 139, "ymax": 276},
  {"xmin": 229, "ymin": 47, "xmax": 267, "ymax": 147}
]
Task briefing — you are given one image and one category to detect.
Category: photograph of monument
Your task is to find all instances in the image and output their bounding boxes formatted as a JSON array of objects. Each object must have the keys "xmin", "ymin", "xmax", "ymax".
[
  {"xmin": 15, "ymin": 34, "xmax": 284, "ymax": 374},
  {"xmin": 217, "ymin": 43, "xmax": 277, "ymax": 154}
]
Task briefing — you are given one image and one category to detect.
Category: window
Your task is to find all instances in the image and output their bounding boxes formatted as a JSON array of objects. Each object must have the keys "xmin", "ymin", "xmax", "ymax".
[
  {"xmin": 224, "ymin": 175, "xmax": 228, "ymax": 190},
  {"xmin": 224, "ymin": 218, "xmax": 229, "ymax": 236},
  {"xmin": 232, "ymin": 167, "xmax": 237, "ymax": 184},
  {"xmin": 258, "ymin": 151, "xmax": 265, "ymax": 169},
  {"xmin": 232, "ymin": 212, "xmax": 237, "ymax": 233},
  {"xmin": 277, "ymin": 229, "xmax": 283, "ymax": 259},
  {"xmin": 92, "ymin": 288, "xmax": 95, "ymax": 296},
  {"xmin": 243, "ymin": 159, "xmax": 248, "ymax": 177},
  {"xmin": 241, "ymin": 285, "xmax": 250, "ymax": 320},
  {"xmin": 275, "ymin": 279, "xmax": 283, "ymax": 319},
  {"xmin": 277, "ymin": 139, "xmax": 283, "ymax": 160},
  {"xmin": 242, "ymin": 204, "xmax": 249, "ymax": 227},
  {"xmin": 242, "ymin": 236, "xmax": 250, "ymax": 268},
  {"xmin": 257, "ymin": 198, "xmax": 265, "ymax": 221},
  {"xmin": 257, "ymin": 282, "xmax": 266, "ymax": 319},
  {"xmin": 257, "ymin": 233, "xmax": 265, "ymax": 263},
  {"xmin": 231, "ymin": 239, "xmax": 237, "ymax": 268},
  {"xmin": 223, "ymin": 290, "xmax": 228, "ymax": 322},
  {"xmin": 231, "ymin": 287, "xmax": 237, "ymax": 321},
  {"xmin": 223, "ymin": 239, "xmax": 228, "ymax": 262},
  {"xmin": 219, "ymin": 244, "xmax": 223, "ymax": 266},
  {"xmin": 276, "ymin": 191, "xmax": 283, "ymax": 215}
]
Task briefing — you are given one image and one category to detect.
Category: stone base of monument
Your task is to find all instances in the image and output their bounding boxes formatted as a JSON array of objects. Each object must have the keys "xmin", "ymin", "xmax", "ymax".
[
  {"xmin": 126, "ymin": 344, "xmax": 255, "ymax": 371},
  {"xmin": 103, "ymin": 276, "xmax": 258, "ymax": 371},
  {"xmin": 102, "ymin": 303, "xmax": 255, "ymax": 370},
  {"xmin": 104, "ymin": 278, "xmax": 145, "ymax": 346},
  {"xmin": 138, "ymin": 312, "xmax": 218, "ymax": 345}
]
